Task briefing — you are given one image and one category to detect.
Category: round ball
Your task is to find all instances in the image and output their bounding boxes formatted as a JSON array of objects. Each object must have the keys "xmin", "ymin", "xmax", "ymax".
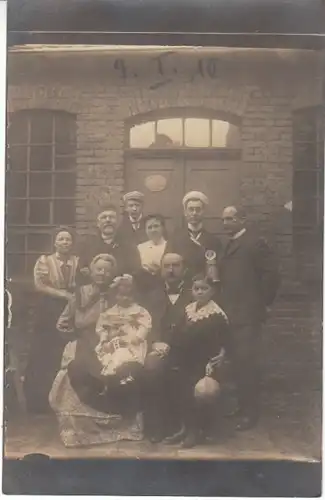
[{"xmin": 194, "ymin": 376, "xmax": 220, "ymax": 400}]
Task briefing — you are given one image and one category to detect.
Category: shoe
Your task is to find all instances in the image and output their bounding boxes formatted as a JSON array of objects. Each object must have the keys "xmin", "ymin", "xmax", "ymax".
[
  {"xmin": 149, "ymin": 434, "xmax": 163, "ymax": 444},
  {"xmin": 181, "ymin": 431, "xmax": 199, "ymax": 449},
  {"xmin": 235, "ymin": 415, "xmax": 258, "ymax": 431},
  {"xmin": 163, "ymin": 426, "xmax": 186, "ymax": 445}
]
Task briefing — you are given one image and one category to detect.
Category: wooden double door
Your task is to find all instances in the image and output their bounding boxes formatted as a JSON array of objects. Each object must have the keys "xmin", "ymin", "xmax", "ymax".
[{"xmin": 125, "ymin": 152, "xmax": 241, "ymax": 236}]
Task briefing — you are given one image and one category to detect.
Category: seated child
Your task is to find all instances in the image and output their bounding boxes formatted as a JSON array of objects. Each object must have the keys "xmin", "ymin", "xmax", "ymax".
[{"xmin": 95, "ymin": 274, "xmax": 152, "ymax": 385}]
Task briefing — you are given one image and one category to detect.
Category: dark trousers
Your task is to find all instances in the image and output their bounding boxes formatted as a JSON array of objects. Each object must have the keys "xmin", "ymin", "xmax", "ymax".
[
  {"xmin": 143, "ymin": 357, "xmax": 182, "ymax": 439},
  {"xmin": 229, "ymin": 323, "xmax": 261, "ymax": 418},
  {"xmin": 143, "ymin": 356, "xmax": 219, "ymax": 439}
]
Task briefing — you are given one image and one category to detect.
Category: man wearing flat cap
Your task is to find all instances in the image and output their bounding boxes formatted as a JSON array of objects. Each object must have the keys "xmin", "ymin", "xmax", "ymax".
[
  {"xmin": 117, "ymin": 191, "xmax": 147, "ymax": 245},
  {"xmin": 170, "ymin": 191, "xmax": 222, "ymax": 282}
]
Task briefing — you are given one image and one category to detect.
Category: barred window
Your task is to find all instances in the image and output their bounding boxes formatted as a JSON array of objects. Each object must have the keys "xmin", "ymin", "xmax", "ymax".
[{"xmin": 7, "ymin": 109, "xmax": 77, "ymax": 278}]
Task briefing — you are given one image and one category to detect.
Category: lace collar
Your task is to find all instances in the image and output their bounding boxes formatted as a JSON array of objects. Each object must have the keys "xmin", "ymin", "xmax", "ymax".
[{"xmin": 186, "ymin": 300, "xmax": 228, "ymax": 323}]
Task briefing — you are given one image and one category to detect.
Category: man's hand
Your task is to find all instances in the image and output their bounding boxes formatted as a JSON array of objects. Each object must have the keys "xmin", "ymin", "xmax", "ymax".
[{"xmin": 152, "ymin": 342, "xmax": 170, "ymax": 356}]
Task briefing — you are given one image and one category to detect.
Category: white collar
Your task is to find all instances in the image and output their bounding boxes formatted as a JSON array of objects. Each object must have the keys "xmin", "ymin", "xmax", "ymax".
[
  {"xmin": 129, "ymin": 214, "xmax": 142, "ymax": 223},
  {"xmin": 186, "ymin": 300, "xmax": 228, "ymax": 323},
  {"xmin": 188, "ymin": 223, "xmax": 203, "ymax": 233},
  {"xmin": 147, "ymin": 238, "xmax": 166, "ymax": 247},
  {"xmin": 231, "ymin": 228, "xmax": 246, "ymax": 240}
]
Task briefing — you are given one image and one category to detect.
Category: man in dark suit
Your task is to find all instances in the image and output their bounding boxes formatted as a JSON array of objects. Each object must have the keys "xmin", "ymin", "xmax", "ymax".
[
  {"xmin": 117, "ymin": 191, "xmax": 147, "ymax": 245},
  {"xmin": 170, "ymin": 191, "xmax": 222, "ymax": 282},
  {"xmin": 219, "ymin": 206, "xmax": 280, "ymax": 431},
  {"xmin": 143, "ymin": 253, "xmax": 193, "ymax": 442},
  {"xmin": 77, "ymin": 204, "xmax": 141, "ymax": 283}
]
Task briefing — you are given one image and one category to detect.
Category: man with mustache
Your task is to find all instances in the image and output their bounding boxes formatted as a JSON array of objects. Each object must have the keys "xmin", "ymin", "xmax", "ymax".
[
  {"xmin": 219, "ymin": 206, "xmax": 280, "ymax": 431},
  {"xmin": 143, "ymin": 253, "xmax": 192, "ymax": 443},
  {"xmin": 77, "ymin": 204, "xmax": 141, "ymax": 283}
]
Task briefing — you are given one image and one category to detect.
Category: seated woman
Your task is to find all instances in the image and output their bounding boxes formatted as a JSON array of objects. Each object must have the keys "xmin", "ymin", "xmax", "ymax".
[
  {"xmin": 136, "ymin": 214, "xmax": 171, "ymax": 292},
  {"xmin": 145, "ymin": 275, "xmax": 230, "ymax": 448},
  {"xmin": 50, "ymin": 259, "xmax": 151, "ymax": 448},
  {"xmin": 24, "ymin": 226, "xmax": 79, "ymax": 414}
]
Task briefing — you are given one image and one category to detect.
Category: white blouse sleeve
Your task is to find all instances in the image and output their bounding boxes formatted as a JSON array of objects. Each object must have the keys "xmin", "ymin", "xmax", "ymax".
[{"xmin": 34, "ymin": 255, "xmax": 50, "ymax": 288}]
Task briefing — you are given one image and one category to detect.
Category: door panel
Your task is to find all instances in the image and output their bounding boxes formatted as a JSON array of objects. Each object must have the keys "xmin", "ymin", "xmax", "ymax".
[
  {"xmin": 125, "ymin": 156, "xmax": 240, "ymax": 236},
  {"xmin": 185, "ymin": 159, "xmax": 240, "ymax": 234},
  {"xmin": 125, "ymin": 157, "xmax": 183, "ymax": 234}
]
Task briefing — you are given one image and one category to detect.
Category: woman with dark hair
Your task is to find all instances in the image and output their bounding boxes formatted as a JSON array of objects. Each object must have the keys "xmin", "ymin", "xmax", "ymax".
[
  {"xmin": 136, "ymin": 214, "xmax": 171, "ymax": 292},
  {"xmin": 24, "ymin": 226, "xmax": 79, "ymax": 414}
]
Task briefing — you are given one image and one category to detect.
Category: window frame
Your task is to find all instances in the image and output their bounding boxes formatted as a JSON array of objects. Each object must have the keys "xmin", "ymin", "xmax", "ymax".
[
  {"xmin": 126, "ymin": 107, "xmax": 241, "ymax": 151},
  {"xmin": 7, "ymin": 109, "xmax": 77, "ymax": 281}
]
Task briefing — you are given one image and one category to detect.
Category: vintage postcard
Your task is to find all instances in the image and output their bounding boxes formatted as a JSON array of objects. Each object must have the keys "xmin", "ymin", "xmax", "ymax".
[{"xmin": 4, "ymin": 42, "xmax": 323, "ymax": 469}]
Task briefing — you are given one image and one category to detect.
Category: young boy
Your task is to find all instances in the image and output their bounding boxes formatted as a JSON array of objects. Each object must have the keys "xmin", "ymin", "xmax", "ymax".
[{"xmin": 164, "ymin": 274, "xmax": 229, "ymax": 448}]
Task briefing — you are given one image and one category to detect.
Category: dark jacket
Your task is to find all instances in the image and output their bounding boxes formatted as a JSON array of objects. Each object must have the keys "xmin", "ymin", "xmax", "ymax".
[
  {"xmin": 171, "ymin": 301, "xmax": 230, "ymax": 380},
  {"xmin": 117, "ymin": 213, "xmax": 147, "ymax": 245},
  {"xmin": 145, "ymin": 279, "xmax": 193, "ymax": 346},
  {"xmin": 169, "ymin": 226, "xmax": 222, "ymax": 279},
  {"xmin": 77, "ymin": 232, "xmax": 141, "ymax": 281},
  {"xmin": 219, "ymin": 228, "xmax": 280, "ymax": 326}
]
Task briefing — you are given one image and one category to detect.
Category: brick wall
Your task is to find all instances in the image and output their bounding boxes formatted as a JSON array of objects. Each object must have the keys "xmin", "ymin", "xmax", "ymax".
[{"xmin": 7, "ymin": 49, "xmax": 323, "ymax": 385}]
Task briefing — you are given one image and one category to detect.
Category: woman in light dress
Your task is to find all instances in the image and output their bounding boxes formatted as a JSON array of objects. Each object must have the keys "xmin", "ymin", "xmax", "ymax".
[
  {"xmin": 49, "ymin": 258, "xmax": 152, "ymax": 448},
  {"xmin": 24, "ymin": 226, "xmax": 79, "ymax": 414}
]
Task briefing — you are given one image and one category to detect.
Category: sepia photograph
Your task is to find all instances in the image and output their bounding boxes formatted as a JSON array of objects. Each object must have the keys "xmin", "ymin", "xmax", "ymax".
[{"xmin": 4, "ymin": 42, "xmax": 323, "ymax": 466}]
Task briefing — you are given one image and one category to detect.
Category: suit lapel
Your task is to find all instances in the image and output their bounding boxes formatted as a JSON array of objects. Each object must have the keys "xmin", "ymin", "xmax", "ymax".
[{"xmin": 224, "ymin": 235, "xmax": 244, "ymax": 257}]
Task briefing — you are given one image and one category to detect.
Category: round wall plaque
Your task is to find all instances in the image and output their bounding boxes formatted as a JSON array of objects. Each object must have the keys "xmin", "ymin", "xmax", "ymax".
[{"xmin": 145, "ymin": 174, "xmax": 167, "ymax": 192}]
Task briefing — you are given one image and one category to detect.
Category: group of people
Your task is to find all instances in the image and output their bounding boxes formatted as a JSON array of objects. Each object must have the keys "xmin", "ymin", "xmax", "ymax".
[{"xmin": 23, "ymin": 190, "xmax": 280, "ymax": 449}]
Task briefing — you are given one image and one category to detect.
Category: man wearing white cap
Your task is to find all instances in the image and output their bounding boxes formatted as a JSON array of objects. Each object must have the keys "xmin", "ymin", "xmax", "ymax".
[
  {"xmin": 170, "ymin": 191, "xmax": 222, "ymax": 280},
  {"xmin": 117, "ymin": 191, "xmax": 147, "ymax": 245}
]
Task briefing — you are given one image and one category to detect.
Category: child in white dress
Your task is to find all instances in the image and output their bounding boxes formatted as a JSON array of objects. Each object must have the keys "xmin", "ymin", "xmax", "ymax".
[{"xmin": 95, "ymin": 275, "xmax": 152, "ymax": 384}]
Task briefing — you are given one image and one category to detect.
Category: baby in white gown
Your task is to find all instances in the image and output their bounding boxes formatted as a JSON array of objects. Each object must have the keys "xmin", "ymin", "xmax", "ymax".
[{"xmin": 95, "ymin": 275, "xmax": 152, "ymax": 384}]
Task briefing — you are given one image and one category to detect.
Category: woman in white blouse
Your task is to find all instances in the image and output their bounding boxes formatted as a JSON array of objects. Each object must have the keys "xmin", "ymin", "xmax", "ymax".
[
  {"xmin": 24, "ymin": 226, "xmax": 79, "ymax": 413},
  {"xmin": 137, "ymin": 214, "xmax": 168, "ymax": 274}
]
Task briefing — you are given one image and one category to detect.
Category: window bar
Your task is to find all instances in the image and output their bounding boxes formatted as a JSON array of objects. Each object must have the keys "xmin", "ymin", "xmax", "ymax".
[
  {"xmin": 50, "ymin": 115, "xmax": 55, "ymax": 233},
  {"xmin": 25, "ymin": 117, "xmax": 31, "ymax": 273},
  {"xmin": 182, "ymin": 118, "xmax": 185, "ymax": 147},
  {"xmin": 154, "ymin": 120, "xmax": 158, "ymax": 144},
  {"xmin": 209, "ymin": 119, "xmax": 213, "ymax": 147}
]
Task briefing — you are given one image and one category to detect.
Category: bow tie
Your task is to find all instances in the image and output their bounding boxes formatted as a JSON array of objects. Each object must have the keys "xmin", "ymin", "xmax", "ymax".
[{"xmin": 165, "ymin": 282, "xmax": 183, "ymax": 295}]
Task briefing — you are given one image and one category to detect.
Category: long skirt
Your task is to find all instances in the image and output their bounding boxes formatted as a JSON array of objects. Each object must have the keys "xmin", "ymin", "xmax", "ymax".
[
  {"xmin": 24, "ymin": 295, "xmax": 70, "ymax": 413},
  {"xmin": 49, "ymin": 342, "xmax": 143, "ymax": 448}
]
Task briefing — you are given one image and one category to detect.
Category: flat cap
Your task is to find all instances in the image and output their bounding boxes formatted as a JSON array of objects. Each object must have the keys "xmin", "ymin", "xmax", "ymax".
[
  {"xmin": 182, "ymin": 191, "xmax": 209, "ymax": 207},
  {"xmin": 123, "ymin": 191, "xmax": 145, "ymax": 203}
]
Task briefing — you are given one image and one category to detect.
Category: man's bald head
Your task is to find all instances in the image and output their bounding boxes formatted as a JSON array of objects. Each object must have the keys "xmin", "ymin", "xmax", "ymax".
[
  {"xmin": 222, "ymin": 206, "xmax": 246, "ymax": 236},
  {"xmin": 161, "ymin": 253, "xmax": 185, "ymax": 283}
]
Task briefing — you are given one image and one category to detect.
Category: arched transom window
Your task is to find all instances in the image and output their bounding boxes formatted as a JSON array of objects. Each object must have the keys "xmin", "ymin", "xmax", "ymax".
[{"xmin": 129, "ymin": 111, "xmax": 241, "ymax": 149}]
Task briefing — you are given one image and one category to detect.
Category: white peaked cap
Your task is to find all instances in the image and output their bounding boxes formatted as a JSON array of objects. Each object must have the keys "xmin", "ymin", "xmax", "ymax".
[{"xmin": 182, "ymin": 191, "xmax": 209, "ymax": 207}]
